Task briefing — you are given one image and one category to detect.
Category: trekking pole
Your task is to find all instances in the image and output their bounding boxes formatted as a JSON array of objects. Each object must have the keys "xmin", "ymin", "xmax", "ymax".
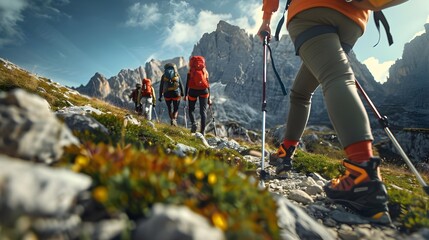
[
  {"xmin": 355, "ymin": 79, "xmax": 429, "ymax": 195},
  {"xmin": 259, "ymin": 30, "xmax": 271, "ymax": 187},
  {"xmin": 159, "ymin": 107, "xmax": 164, "ymax": 123},
  {"xmin": 209, "ymin": 103, "xmax": 217, "ymax": 136},
  {"xmin": 184, "ymin": 98, "xmax": 188, "ymax": 129},
  {"xmin": 153, "ymin": 105, "xmax": 159, "ymax": 123}
]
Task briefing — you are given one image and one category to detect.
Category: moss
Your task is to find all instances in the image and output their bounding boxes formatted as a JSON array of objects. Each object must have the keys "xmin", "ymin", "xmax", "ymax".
[
  {"xmin": 62, "ymin": 143, "xmax": 280, "ymax": 238},
  {"xmin": 292, "ymin": 151, "xmax": 343, "ymax": 179},
  {"xmin": 4, "ymin": 61, "xmax": 429, "ymax": 235}
]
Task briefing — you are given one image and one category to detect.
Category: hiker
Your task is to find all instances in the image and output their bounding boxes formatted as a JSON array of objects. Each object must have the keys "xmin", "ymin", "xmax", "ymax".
[
  {"xmin": 158, "ymin": 63, "xmax": 184, "ymax": 126},
  {"xmin": 185, "ymin": 56, "xmax": 211, "ymax": 135},
  {"xmin": 140, "ymin": 77, "xmax": 156, "ymax": 121},
  {"xmin": 257, "ymin": 0, "xmax": 404, "ymax": 224},
  {"xmin": 129, "ymin": 83, "xmax": 143, "ymax": 115}
]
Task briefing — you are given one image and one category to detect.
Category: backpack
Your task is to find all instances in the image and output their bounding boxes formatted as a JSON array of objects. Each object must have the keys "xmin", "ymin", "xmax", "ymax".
[
  {"xmin": 349, "ymin": 0, "xmax": 407, "ymax": 11},
  {"xmin": 274, "ymin": 0, "xmax": 406, "ymax": 47},
  {"xmin": 141, "ymin": 78, "xmax": 153, "ymax": 97},
  {"xmin": 162, "ymin": 63, "xmax": 180, "ymax": 92},
  {"xmin": 188, "ymin": 56, "xmax": 209, "ymax": 90}
]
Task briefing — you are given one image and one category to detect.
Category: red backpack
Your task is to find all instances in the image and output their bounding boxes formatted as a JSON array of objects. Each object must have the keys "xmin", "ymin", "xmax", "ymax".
[
  {"xmin": 188, "ymin": 56, "xmax": 209, "ymax": 90},
  {"xmin": 141, "ymin": 78, "xmax": 153, "ymax": 97}
]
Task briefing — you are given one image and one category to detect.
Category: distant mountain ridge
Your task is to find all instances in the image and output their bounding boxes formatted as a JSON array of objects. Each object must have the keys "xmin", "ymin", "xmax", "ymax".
[
  {"xmin": 74, "ymin": 20, "xmax": 429, "ymax": 130},
  {"xmin": 379, "ymin": 23, "xmax": 429, "ymax": 128}
]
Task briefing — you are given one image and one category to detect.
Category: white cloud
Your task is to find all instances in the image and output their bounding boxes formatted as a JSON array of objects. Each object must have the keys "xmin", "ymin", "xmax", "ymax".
[
  {"xmin": 0, "ymin": 0, "xmax": 70, "ymax": 47},
  {"xmin": 363, "ymin": 57, "xmax": 394, "ymax": 83},
  {"xmin": 168, "ymin": 0, "xmax": 195, "ymax": 23},
  {"xmin": 232, "ymin": 0, "xmax": 287, "ymax": 38},
  {"xmin": 163, "ymin": 10, "xmax": 232, "ymax": 50},
  {"xmin": 155, "ymin": 0, "xmax": 286, "ymax": 57},
  {"xmin": 230, "ymin": 1, "xmax": 262, "ymax": 35},
  {"xmin": 126, "ymin": 3, "xmax": 161, "ymax": 28},
  {"xmin": 0, "ymin": 0, "xmax": 28, "ymax": 46},
  {"xmin": 408, "ymin": 15, "xmax": 429, "ymax": 43}
]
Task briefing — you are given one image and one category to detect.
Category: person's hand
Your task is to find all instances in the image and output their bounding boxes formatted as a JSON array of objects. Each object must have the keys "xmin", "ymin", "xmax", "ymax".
[
  {"xmin": 153, "ymin": 104, "xmax": 156, "ymax": 107},
  {"xmin": 158, "ymin": 97, "xmax": 162, "ymax": 102},
  {"xmin": 208, "ymin": 98, "xmax": 212, "ymax": 105},
  {"xmin": 183, "ymin": 96, "xmax": 188, "ymax": 101},
  {"xmin": 257, "ymin": 19, "xmax": 272, "ymax": 42}
]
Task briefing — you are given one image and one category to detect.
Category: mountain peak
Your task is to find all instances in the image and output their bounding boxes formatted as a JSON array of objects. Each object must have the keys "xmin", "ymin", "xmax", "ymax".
[
  {"xmin": 216, "ymin": 20, "xmax": 242, "ymax": 34},
  {"xmin": 92, "ymin": 72, "xmax": 106, "ymax": 79}
]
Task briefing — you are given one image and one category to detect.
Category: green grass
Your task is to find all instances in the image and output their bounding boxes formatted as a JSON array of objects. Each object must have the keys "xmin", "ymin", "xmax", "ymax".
[{"xmin": 2, "ymin": 59, "xmax": 429, "ymax": 236}]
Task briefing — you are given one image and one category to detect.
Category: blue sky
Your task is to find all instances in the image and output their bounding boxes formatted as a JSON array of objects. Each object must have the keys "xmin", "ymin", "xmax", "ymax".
[{"xmin": 0, "ymin": 0, "xmax": 428, "ymax": 87}]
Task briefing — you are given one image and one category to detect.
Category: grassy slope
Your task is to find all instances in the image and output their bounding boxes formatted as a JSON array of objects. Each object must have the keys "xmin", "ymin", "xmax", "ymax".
[{"xmin": 1, "ymin": 60, "xmax": 428, "ymax": 235}]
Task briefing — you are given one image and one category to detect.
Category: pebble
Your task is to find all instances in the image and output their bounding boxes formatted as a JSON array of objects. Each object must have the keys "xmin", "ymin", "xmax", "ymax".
[{"xmin": 261, "ymin": 165, "xmax": 416, "ymax": 240}]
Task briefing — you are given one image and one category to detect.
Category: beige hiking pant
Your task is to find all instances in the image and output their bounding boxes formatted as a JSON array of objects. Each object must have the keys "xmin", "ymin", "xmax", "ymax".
[{"xmin": 285, "ymin": 7, "xmax": 373, "ymax": 148}]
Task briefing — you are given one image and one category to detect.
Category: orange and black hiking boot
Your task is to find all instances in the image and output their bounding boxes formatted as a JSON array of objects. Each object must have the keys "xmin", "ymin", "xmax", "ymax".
[
  {"xmin": 269, "ymin": 144, "xmax": 296, "ymax": 175},
  {"xmin": 324, "ymin": 158, "xmax": 392, "ymax": 225}
]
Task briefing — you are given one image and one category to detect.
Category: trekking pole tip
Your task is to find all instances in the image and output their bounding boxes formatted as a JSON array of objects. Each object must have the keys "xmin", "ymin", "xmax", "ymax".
[{"xmin": 258, "ymin": 180, "xmax": 266, "ymax": 189}]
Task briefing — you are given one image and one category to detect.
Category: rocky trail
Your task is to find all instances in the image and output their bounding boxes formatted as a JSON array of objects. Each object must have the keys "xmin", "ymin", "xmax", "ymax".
[{"xmin": 245, "ymin": 155, "xmax": 428, "ymax": 240}]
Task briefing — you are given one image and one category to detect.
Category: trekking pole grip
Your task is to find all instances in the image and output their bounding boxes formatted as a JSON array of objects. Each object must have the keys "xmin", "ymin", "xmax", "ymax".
[{"xmin": 260, "ymin": 31, "xmax": 270, "ymax": 45}]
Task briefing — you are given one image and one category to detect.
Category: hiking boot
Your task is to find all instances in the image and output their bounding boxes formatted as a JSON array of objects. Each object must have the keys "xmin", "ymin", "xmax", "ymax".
[
  {"xmin": 171, "ymin": 119, "xmax": 177, "ymax": 126},
  {"xmin": 270, "ymin": 144, "xmax": 296, "ymax": 176},
  {"xmin": 191, "ymin": 124, "xmax": 197, "ymax": 133},
  {"xmin": 324, "ymin": 158, "xmax": 391, "ymax": 224}
]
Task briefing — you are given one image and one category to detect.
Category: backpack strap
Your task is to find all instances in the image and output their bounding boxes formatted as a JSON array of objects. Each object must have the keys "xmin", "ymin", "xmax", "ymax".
[
  {"xmin": 266, "ymin": 44, "xmax": 288, "ymax": 95},
  {"xmin": 373, "ymin": 11, "xmax": 393, "ymax": 47},
  {"xmin": 274, "ymin": 0, "xmax": 292, "ymax": 41},
  {"xmin": 274, "ymin": 1, "xmax": 394, "ymax": 47}
]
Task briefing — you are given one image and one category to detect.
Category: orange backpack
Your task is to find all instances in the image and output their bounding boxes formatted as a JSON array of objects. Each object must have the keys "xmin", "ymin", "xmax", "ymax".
[
  {"xmin": 141, "ymin": 78, "xmax": 153, "ymax": 97},
  {"xmin": 188, "ymin": 56, "xmax": 209, "ymax": 90}
]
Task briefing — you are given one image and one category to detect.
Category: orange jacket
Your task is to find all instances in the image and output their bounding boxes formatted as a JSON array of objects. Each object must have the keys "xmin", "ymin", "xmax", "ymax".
[{"xmin": 262, "ymin": 0, "xmax": 369, "ymax": 32}]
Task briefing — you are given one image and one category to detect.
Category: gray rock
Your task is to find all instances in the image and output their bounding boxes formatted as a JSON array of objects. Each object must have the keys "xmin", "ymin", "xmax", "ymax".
[
  {"xmin": 408, "ymin": 228, "xmax": 429, "ymax": 240},
  {"xmin": 80, "ymin": 215, "xmax": 128, "ymax": 240},
  {"xmin": 0, "ymin": 89, "xmax": 79, "ymax": 164},
  {"xmin": 305, "ymin": 185, "xmax": 324, "ymax": 195},
  {"xmin": 330, "ymin": 210, "xmax": 370, "ymax": 225},
  {"xmin": 173, "ymin": 143, "xmax": 197, "ymax": 157},
  {"xmin": 273, "ymin": 194, "xmax": 335, "ymax": 240},
  {"xmin": 288, "ymin": 189, "xmax": 314, "ymax": 205},
  {"xmin": 56, "ymin": 112, "xmax": 109, "ymax": 135},
  {"xmin": 133, "ymin": 204, "xmax": 225, "ymax": 240},
  {"xmin": 0, "ymin": 154, "xmax": 91, "ymax": 221},
  {"xmin": 194, "ymin": 132, "xmax": 211, "ymax": 147}
]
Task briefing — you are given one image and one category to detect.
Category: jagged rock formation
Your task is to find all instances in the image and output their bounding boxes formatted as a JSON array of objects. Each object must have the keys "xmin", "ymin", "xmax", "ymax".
[
  {"xmin": 76, "ymin": 21, "xmax": 380, "ymax": 130},
  {"xmin": 380, "ymin": 23, "xmax": 429, "ymax": 128},
  {"xmin": 74, "ymin": 57, "xmax": 188, "ymax": 108},
  {"xmin": 191, "ymin": 20, "xmax": 385, "ymax": 129},
  {"xmin": 75, "ymin": 72, "xmax": 111, "ymax": 99}
]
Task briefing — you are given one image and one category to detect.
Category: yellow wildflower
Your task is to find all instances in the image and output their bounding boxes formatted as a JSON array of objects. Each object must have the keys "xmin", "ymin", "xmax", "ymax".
[
  {"xmin": 92, "ymin": 186, "xmax": 108, "ymax": 203},
  {"xmin": 195, "ymin": 170, "xmax": 204, "ymax": 180},
  {"xmin": 212, "ymin": 212, "xmax": 227, "ymax": 230},
  {"xmin": 208, "ymin": 173, "xmax": 217, "ymax": 185},
  {"xmin": 184, "ymin": 157, "xmax": 193, "ymax": 165},
  {"xmin": 75, "ymin": 155, "xmax": 89, "ymax": 167}
]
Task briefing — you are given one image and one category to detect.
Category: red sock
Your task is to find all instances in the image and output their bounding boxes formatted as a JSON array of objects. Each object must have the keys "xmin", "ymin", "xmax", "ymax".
[
  {"xmin": 282, "ymin": 139, "xmax": 299, "ymax": 149},
  {"xmin": 345, "ymin": 140, "xmax": 373, "ymax": 163}
]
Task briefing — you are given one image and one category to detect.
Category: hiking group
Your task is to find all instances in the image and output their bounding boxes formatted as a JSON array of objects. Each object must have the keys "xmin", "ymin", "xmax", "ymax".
[
  {"xmin": 127, "ymin": 0, "xmax": 412, "ymax": 226},
  {"xmin": 130, "ymin": 56, "xmax": 212, "ymax": 135},
  {"xmin": 129, "ymin": 75, "xmax": 156, "ymax": 121},
  {"xmin": 258, "ymin": 0, "xmax": 408, "ymax": 225}
]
